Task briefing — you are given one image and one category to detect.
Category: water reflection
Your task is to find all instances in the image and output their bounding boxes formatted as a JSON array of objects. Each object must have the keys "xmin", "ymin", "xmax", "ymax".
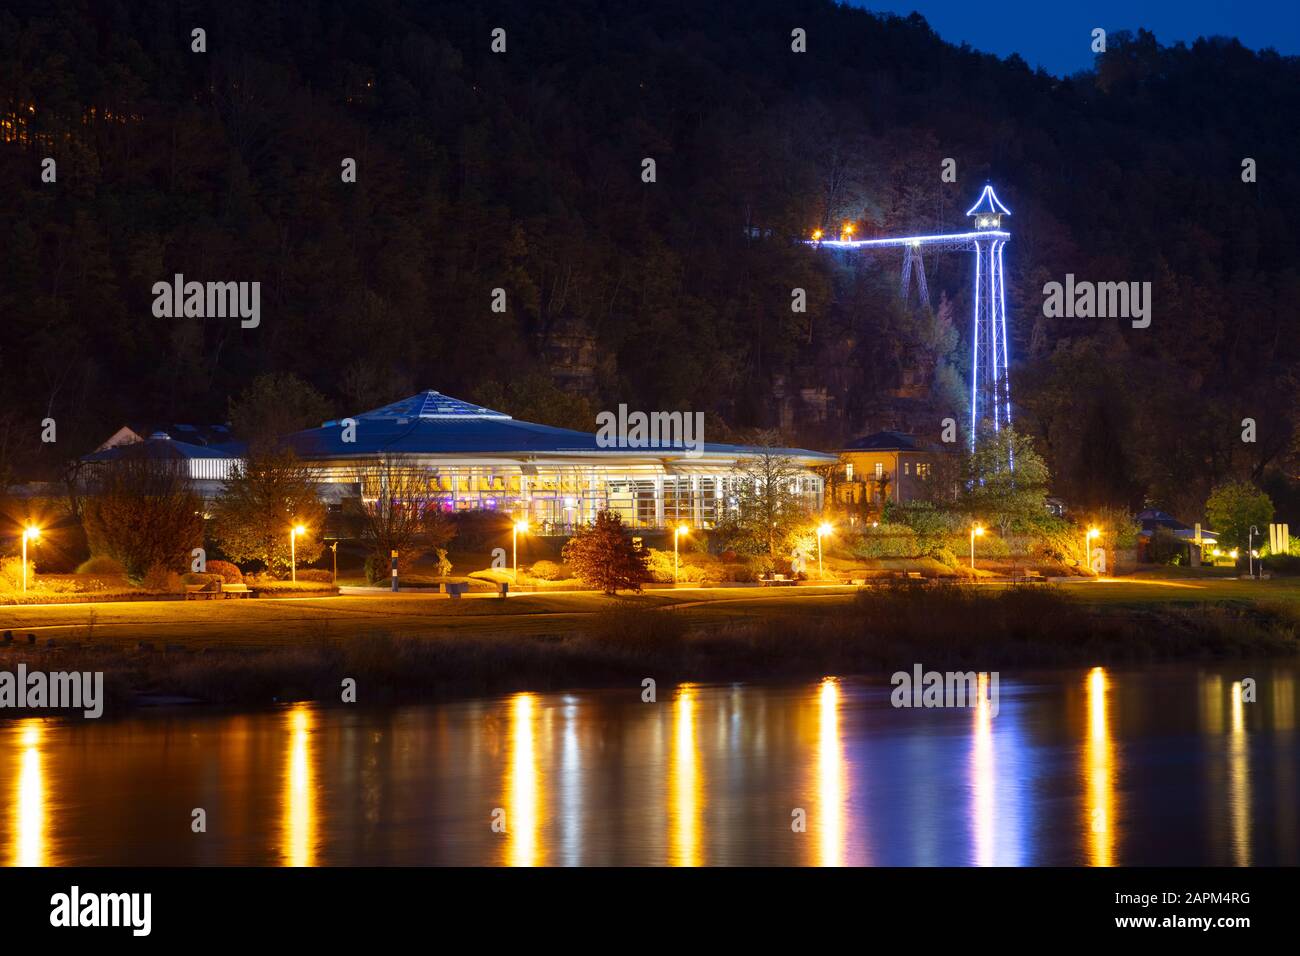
[
  {"xmin": 505, "ymin": 693, "xmax": 540, "ymax": 866},
  {"xmin": 816, "ymin": 677, "xmax": 845, "ymax": 866},
  {"xmin": 283, "ymin": 705, "xmax": 317, "ymax": 867},
  {"xmin": 1, "ymin": 665, "xmax": 1297, "ymax": 866},
  {"xmin": 1083, "ymin": 667, "xmax": 1115, "ymax": 867},
  {"xmin": 12, "ymin": 723, "xmax": 46, "ymax": 867},
  {"xmin": 669, "ymin": 684, "xmax": 702, "ymax": 866},
  {"xmin": 1228, "ymin": 681, "xmax": 1251, "ymax": 866}
]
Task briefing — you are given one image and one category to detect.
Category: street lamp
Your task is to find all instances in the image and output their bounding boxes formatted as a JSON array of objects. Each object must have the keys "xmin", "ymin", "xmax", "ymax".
[
  {"xmin": 21, "ymin": 526, "xmax": 40, "ymax": 593},
  {"xmin": 816, "ymin": 522, "xmax": 833, "ymax": 580},
  {"xmin": 513, "ymin": 520, "xmax": 529, "ymax": 584},
  {"xmin": 970, "ymin": 523, "xmax": 984, "ymax": 570},
  {"xmin": 1085, "ymin": 527, "xmax": 1101, "ymax": 574},
  {"xmin": 1248, "ymin": 525, "xmax": 1258, "ymax": 578},
  {"xmin": 674, "ymin": 524, "xmax": 690, "ymax": 584},
  {"xmin": 290, "ymin": 523, "xmax": 306, "ymax": 582}
]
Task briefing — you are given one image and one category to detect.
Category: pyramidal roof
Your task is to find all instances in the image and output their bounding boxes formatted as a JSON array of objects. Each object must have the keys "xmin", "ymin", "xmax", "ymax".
[
  {"xmin": 965, "ymin": 184, "xmax": 1012, "ymax": 217},
  {"xmin": 349, "ymin": 390, "xmax": 513, "ymax": 422}
]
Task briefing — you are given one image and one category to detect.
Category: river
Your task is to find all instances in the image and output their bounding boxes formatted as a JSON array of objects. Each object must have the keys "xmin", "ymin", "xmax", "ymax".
[{"xmin": 2, "ymin": 662, "xmax": 1297, "ymax": 865}]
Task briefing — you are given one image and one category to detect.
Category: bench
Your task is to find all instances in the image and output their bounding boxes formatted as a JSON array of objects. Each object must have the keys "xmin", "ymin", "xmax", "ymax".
[
  {"xmin": 184, "ymin": 583, "xmax": 219, "ymax": 600},
  {"xmin": 445, "ymin": 582, "xmax": 469, "ymax": 600},
  {"xmin": 759, "ymin": 573, "xmax": 797, "ymax": 587},
  {"xmin": 222, "ymin": 583, "xmax": 252, "ymax": 598}
]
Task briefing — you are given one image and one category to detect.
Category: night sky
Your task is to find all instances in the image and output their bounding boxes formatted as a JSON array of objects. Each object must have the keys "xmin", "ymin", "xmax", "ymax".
[{"xmin": 858, "ymin": 0, "xmax": 1300, "ymax": 75}]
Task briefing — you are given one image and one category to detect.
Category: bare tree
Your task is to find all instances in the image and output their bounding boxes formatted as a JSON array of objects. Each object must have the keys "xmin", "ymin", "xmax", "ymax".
[{"xmin": 341, "ymin": 456, "xmax": 455, "ymax": 573}]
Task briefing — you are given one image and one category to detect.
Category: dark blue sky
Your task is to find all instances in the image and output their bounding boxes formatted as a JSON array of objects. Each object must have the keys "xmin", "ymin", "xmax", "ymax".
[{"xmin": 856, "ymin": 1, "xmax": 1300, "ymax": 76}]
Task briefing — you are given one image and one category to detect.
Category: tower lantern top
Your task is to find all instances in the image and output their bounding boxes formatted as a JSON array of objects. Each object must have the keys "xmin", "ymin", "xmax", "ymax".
[{"xmin": 966, "ymin": 184, "xmax": 1011, "ymax": 231}]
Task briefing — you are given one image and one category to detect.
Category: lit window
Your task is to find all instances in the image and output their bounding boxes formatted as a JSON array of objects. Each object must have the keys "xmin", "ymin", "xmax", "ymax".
[
  {"xmin": 918, "ymin": 463, "xmax": 931, "ymax": 479},
  {"xmin": 904, "ymin": 462, "xmax": 911, "ymax": 475},
  {"xmin": 874, "ymin": 462, "xmax": 883, "ymax": 480},
  {"xmin": 845, "ymin": 463, "xmax": 854, "ymax": 482}
]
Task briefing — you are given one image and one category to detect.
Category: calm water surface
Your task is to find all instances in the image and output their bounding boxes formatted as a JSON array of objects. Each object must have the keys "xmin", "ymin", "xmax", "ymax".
[{"xmin": 3, "ymin": 663, "xmax": 1298, "ymax": 865}]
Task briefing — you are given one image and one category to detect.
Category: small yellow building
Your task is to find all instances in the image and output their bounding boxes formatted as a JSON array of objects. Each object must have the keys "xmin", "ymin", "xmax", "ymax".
[{"xmin": 833, "ymin": 431, "xmax": 938, "ymax": 512}]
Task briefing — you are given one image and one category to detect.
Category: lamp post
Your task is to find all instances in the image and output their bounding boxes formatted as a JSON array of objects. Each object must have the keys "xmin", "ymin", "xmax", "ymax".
[
  {"xmin": 330, "ymin": 541, "xmax": 338, "ymax": 584},
  {"xmin": 817, "ymin": 522, "xmax": 833, "ymax": 580},
  {"xmin": 21, "ymin": 526, "xmax": 40, "ymax": 592},
  {"xmin": 513, "ymin": 520, "xmax": 529, "ymax": 583},
  {"xmin": 674, "ymin": 524, "xmax": 689, "ymax": 584},
  {"xmin": 290, "ymin": 524, "xmax": 305, "ymax": 582},
  {"xmin": 1249, "ymin": 525, "xmax": 1258, "ymax": 578},
  {"xmin": 1085, "ymin": 527, "xmax": 1100, "ymax": 574},
  {"xmin": 970, "ymin": 524, "xmax": 984, "ymax": 570}
]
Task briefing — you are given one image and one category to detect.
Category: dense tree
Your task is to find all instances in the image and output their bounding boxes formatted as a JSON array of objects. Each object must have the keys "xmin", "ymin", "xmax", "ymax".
[
  {"xmin": 562, "ymin": 511, "xmax": 651, "ymax": 595},
  {"xmin": 228, "ymin": 373, "xmax": 333, "ymax": 450},
  {"xmin": 961, "ymin": 429, "xmax": 1052, "ymax": 538},
  {"xmin": 79, "ymin": 449, "xmax": 205, "ymax": 582},
  {"xmin": 210, "ymin": 451, "xmax": 326, "ymax": 574},
  {"xmin": 1205, "ymin": 481, "xmax": 1273, "ymax": 551},
  {"xmin": 1, "ymin": 1, "xmax": 1298, "ymax": 528}
]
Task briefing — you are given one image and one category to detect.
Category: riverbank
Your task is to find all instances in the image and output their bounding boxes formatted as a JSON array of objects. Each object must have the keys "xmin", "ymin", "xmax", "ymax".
[{"xmin": 2, "ymin": 583, "xmax": 1296, "ymax": 717}]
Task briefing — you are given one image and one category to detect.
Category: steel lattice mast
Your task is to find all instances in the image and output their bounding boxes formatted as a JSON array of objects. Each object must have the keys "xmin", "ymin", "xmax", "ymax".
[{"xmin": 807, "ymin": 184, "xmax": 1014, "ymax": 454}]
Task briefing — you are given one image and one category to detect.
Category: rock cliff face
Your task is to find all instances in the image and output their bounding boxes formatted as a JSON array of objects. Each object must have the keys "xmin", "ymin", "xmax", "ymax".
[{"xmin": 537, "ymin": 315, "xmax": 600, "ymax": 398}]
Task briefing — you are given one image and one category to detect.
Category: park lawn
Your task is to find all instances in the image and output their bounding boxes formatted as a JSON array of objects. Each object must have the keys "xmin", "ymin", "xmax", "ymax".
[{"xmin": 3, "ymin": 577, "xmax": 1298, "ymax": 651}]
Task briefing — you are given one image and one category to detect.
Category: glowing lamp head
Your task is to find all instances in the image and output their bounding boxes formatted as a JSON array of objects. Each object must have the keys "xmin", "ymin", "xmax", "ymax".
[
  {"xmin": 840, "ymin": 222, "xmax": 856, "ymax": 241},
  {"xmin": 811, "ymin": 228, "xmax": 823, "ymax": 241},
  {"xmin": 292, "ymin": 524, "xmax": 306, "ymax": 537},
  {"xmin": 973, "ymin": 525, "xmax": 985, "ymax": 537},
  {"xmin": 22, "ymin": 526, "xmax": 40, "ymax": 541},
  {"xmin": 817, "ymin": 522, "xmax": 833, "ymax": 537},
  {"xmin": 514, "ymin": 521, "xmax": 529, "ymax": 534},
  {"xmin": 1087, "ymin": 527, "xmax": 1100, "ymax": 539},
  {"xmin": 676, "ymin": 524, "xmax": 689, "ymax": 537}
]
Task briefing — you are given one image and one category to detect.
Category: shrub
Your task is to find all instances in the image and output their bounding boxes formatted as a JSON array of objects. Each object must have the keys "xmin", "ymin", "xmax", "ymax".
[
  {"xmin": 364, "ymin": 553, "xmax": 388, "ymax": 585},
  {"xmin": 204, "ymin": 559, "xmax": 243, "ymax": 583},
  {"xmin": 645, "ymin": 549, "xmax": 706, "ymax": 583},
  {"xmin": 1264, "ymin": 553, "xmax": 1300, "ymax": 576},
  {"xmin": 76, "ymin": 555, "xmax": 125, "ymax": 576},
  {"xmin": 528, "ymin": 559, "xmax": 569, "ymax": 581},
  {"xmin": 853, "ymin": 523, "xmax": 919, "ymax": 559},
  {"xmin": 0, "ymin": 556, "xmax": 36, "ymax": 592},
  {"xmin": 143, "ymin": 565, "xmax": 181, "ymax": 591},
  {"xmin": 181, "ymin": 572, "xmax": 222, "ymax": 586},
  {"xmin": 295, "ymin": 569, "xmax": 334, "ymax": 582}
]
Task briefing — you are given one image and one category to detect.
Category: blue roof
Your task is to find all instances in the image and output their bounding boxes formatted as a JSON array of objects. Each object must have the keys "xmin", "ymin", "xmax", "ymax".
[
  {"xmin": 83, "ymin": 436, "xmax": 242, "ymax": 463},
  {"xmin": 286, "ymin": 390, "xmax": 836, "ymax": 461}
]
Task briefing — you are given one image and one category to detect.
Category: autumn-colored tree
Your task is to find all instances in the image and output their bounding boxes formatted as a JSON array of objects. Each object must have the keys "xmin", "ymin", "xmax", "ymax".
[
  {"xmin": 562, "ymin": 510, "xmax": 651, "ymax": 595},
  {"xmin": 80, "ymin": 447, "xmax": 204, "ymax": 582},
  {"xmin": 210, "ymin": 451, "xmax": 325, "ymax": 575}
]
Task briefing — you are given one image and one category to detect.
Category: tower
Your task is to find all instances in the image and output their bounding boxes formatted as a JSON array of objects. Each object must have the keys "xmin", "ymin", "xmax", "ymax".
[{"xmin": 965, "ymin": 184, "xmax": 1012, "ymax": 453}]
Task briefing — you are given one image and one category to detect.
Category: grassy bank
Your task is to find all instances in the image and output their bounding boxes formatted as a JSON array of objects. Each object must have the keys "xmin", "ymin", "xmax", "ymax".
[{"xmin": 2, "ymin": 583, "xmax": 1296, "ymax": 717}]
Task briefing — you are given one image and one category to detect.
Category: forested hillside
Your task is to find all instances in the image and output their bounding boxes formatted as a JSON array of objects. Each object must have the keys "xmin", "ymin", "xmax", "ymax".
[{"xmin": 3, "ymin": 0, "xmax": 1299, "ymax": 518}]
